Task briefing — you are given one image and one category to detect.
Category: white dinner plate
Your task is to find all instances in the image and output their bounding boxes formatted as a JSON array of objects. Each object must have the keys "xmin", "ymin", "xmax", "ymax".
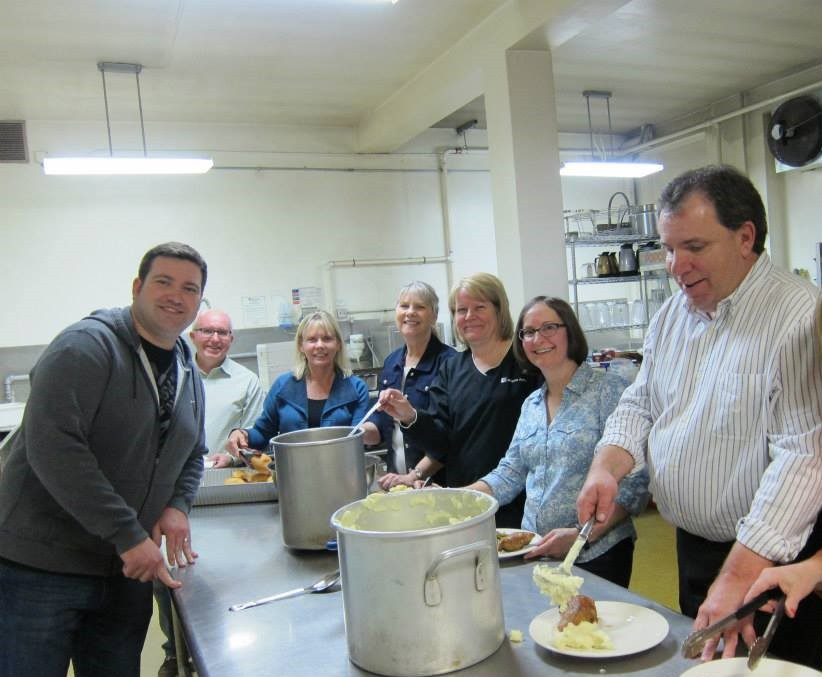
[
  {"xmin": 680, "ymin": 657, "xmax": 822, "ymax": 677},
  {"xmin": 529, "ymin": 601, "xmax": 669, "ymax": 658},
  {"xmin": 496, "ymin": 528, "xmax": 539, "ymax": 560}
]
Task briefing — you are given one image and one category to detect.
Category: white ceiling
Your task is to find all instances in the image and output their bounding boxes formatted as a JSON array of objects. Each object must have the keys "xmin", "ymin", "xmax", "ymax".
[{"xmin": 2, "ymin": 0, "xmax": 822, "ymax": 150}]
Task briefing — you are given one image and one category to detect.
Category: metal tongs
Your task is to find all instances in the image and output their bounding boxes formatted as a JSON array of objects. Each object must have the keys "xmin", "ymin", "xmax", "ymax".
[
  {"xmin": 681, "ymin": 589, "xmax": 783, "ymax": 659},
  {"xmin": 747, "ymin": 594, "xmax": 786, "ymax": 669}
]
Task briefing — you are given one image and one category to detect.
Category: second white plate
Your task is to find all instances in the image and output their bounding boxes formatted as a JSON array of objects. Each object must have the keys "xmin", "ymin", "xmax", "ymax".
[
  {"xmin": 680, "ymin": 657, "xmax": 822, "ymax": 677},
  {"xmin": 529, "ymin": 600, "xmax": 669, "ymax": 658},
  {"xmin": 496, "ymin": 528, "xmax": 539, "ymax": 560}
]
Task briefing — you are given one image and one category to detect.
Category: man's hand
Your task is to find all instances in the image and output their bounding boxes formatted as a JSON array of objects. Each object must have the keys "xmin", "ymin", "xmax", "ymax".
[
  {"xmin": 209, "ymin": 453, "xmax": 234, "ymax": 469},
  {"xmin": 154, "ymin": 507, "xmax": 198, "ymax": 569},
  {"xmin": 121, "ymin": 538, "xmax": 180, "ymax": 588},
  {"xmin": 692, "ymin": 544, "xmax": 772, "ymax": 661},
  {"xmin": 577, "ymin": 444, "xmax": 635, "ymax": 527}
]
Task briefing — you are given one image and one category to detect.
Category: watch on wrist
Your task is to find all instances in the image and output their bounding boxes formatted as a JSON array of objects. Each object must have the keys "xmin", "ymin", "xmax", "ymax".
[{"xmin": 413, "ymin": 468, "xmax": 423, "ymax": 481}]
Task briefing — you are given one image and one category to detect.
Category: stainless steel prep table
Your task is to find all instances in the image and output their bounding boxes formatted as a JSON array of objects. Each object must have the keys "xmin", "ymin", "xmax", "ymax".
[{"xmin": 172, "ymin": 502, "xmax": 698, "ymax": 676}]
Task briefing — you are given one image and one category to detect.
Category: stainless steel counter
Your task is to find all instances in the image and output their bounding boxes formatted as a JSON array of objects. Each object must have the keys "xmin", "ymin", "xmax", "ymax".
[{"xmin": 172, "ymin": 502, "xmax": 698, "ymax": 677}]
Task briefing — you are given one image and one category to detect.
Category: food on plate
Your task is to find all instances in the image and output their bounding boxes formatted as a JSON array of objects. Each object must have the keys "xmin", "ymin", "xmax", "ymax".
[
  {"xmin": 533, "ymin": 563, "xmax": 584, "ymax": 610},
  {"xmin": 552, "ymin": 620, "xmax": 613, "ymax": 651},
  {"xmin": 553, "ymin": 595, "xmax": 613, "ymax": 650},
  {"xmin": 223, "ymin": 477, "xmax": 246, "ymax": 485},
  {"xmin": 557, "ymin": 594, "xmax": 597, "ymax": 630},
  {"xmin": 496, "ymin": 530, "xmax": 535, "ymax": 552},
  {"xmin": 509, "ymin": 629, "xmax": 524, "ymax": 643}
]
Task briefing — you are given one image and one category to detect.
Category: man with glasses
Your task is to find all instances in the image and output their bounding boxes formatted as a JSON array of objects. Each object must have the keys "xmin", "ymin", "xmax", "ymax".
[
  {"xmin": 577, "ymin": 165, "xmax": 822, "ymax": 667},
  {"xmin": 189, "ymin": 310, "xmax": 264, "ymax": 467}
]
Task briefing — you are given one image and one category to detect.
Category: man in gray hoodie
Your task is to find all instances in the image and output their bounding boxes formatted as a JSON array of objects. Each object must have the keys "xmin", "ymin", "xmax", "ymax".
[{"xmin": 0, "ymin": 242, "xmax": 209, "ymax": 677}]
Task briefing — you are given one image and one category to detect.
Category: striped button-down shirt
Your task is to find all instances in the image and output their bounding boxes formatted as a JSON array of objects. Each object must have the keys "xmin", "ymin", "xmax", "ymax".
[{"xmin": 599, "ymin": 253, "xmax": 822, "ymax": 563}]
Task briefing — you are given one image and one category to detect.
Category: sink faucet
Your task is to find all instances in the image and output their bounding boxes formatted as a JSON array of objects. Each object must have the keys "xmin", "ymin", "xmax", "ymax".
[{"xmin": 608, "ymin": 191, "xmax": 631, "ymax": 226}]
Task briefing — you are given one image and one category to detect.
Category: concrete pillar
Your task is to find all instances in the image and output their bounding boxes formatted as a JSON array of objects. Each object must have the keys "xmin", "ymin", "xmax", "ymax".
[{"xmin": 483, "ymin": 49, "xmax": 567, "ymax": 314}]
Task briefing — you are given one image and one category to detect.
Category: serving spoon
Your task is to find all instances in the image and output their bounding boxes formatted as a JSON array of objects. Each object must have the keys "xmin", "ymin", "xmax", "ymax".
[
  {"xmin": 229, "ymin": 570, "xmax": 341, "ymax": 611},
  {"xmin": 347, "ymin": 400, "xmax": 381, "ymax": 437}
]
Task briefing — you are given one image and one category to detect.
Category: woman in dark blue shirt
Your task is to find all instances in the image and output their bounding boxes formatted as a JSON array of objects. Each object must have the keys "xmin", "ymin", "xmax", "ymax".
[
  {"xmin": 375, "ymin": 281, "xmax": 455, "ymax": 487},
  {"xmin": 226, "ymin": 310, "xmax": 379, "ymax": 454}
]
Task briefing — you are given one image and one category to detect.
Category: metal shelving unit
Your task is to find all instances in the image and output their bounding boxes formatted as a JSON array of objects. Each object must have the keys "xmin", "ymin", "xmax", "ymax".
[{"xmin": 566, "ymin": 232, "xmax": 672, "ymax": 350}]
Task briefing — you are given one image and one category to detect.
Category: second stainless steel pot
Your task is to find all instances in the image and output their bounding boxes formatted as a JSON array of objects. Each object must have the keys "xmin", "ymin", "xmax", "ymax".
[
  {"xmin": 271, "ymin": 426, "xmax": 366, "ymax": 550},
  {"xmin": 629, "ymin": 203, "xmax": 658, "ymax": 236},
  {"xmin": 331, "ymin": 489, "xmax": 504, "ymax": 676}
]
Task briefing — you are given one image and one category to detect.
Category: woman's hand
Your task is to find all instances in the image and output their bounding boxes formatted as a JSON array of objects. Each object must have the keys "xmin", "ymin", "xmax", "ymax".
[
  {"xmin": 524, "ymin": 527, "xmax": 578, "ymax": 560},
  {"xmin": 377, "ymin": 388, "xmax": 417, "ymax": 425},
  {"xmin": 744, "ymin": 553, "xmax": 822, "ymax": 618},
  {"xmin": 225, "ymin": 429, "xmax": 250, "ymax": 458},
  {"xmin": 378, "ymin": 471, "xmax": 416, "ymax": 490}
]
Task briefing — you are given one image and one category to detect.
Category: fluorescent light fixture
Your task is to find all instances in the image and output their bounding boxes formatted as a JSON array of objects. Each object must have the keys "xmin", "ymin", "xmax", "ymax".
[
  {"xmin": 43, "ymin": 62, "xmax": 212, "ymax": 177},
  {"xmin": 563, "ymin": 90, "xmax": 664, "ymax": 179},
  {"xmin": 43, "ymin": 157, "xmax": 213, "ymax": 175},
  {"xmin": 560, "ymin": 161, "xmax": 664, "ymax": 178}
]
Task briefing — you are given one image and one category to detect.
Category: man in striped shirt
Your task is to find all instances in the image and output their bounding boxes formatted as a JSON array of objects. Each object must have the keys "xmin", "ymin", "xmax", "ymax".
[{"xmin": 578, "ymin": 165, "xmax": 822, "ymax": 667}]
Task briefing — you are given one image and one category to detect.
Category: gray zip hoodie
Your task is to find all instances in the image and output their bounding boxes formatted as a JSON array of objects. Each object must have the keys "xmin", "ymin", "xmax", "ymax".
[{"xmin": 0, "ymin": 306, "xmax": 206, "ymax": 576}]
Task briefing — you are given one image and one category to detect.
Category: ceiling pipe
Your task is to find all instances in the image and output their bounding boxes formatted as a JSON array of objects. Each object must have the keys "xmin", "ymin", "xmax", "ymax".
[{"xmin": 617, "ymin": 78, "xmax": 822, "ymax": 156}]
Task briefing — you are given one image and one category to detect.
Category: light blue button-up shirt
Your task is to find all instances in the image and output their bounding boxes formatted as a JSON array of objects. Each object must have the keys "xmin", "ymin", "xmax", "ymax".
[{"xmin": 481, "ymin": 362, "xmax": 649, "ymax": 563}]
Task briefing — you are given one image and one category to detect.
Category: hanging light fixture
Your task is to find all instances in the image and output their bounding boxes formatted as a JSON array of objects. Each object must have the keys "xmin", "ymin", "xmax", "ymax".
[
  {"xmin": 43, "ymin": 62, "xmax": 213, "ymax": 176},
  {"xmin": 560, "ymin": 90, "xmax": 662, "ymax": 178}
]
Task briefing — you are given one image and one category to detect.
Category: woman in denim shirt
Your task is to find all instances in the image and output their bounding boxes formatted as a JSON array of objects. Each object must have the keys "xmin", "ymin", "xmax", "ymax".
[
  {"xmin": 375, "ymin": 282, "xmax": 455, "ymax": 487},
  {"xmin": 469, "ymin": 297, "xmax": 649, "ymax": 587},
  {"xmin": 226, "ymin": 310, "xmax": 380, "ymax": 453}
]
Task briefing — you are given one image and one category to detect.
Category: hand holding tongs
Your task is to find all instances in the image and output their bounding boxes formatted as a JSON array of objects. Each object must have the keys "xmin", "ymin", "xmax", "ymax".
[{"xmin": 681, "ymin": 589, "xmax": 783, "ymax": 659}]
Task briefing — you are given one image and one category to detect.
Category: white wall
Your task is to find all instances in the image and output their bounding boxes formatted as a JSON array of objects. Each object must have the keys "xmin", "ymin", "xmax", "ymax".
[
  {"xmin": 1, "ymin": 124, "xmax": 498, "ymax": 347},
  {"xmin": 784, "ymin": 168, "xmax": 822, "ymax": 284},
  {"xmin": 2, "ymin": 116, "xmax": 819, "ymax": 349}
]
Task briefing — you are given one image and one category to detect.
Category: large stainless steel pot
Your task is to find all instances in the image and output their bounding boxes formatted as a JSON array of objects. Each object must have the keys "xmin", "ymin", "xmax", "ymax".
[
  {"xmin": 331, "ymin": 489, "xmax": 504, "ymax": 676},
  {"xmin": 629, "ymin": 203, "xmax": 658, "ymax": 236},
  {"xmin": 271, "ymin": 426, "xmax": 366, "ymax": 550}
]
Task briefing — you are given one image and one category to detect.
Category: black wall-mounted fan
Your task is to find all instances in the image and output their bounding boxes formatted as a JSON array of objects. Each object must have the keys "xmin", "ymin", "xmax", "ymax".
[{"xmin": 767, "ymin": 95, "xmax": 822, "ymax": 167}]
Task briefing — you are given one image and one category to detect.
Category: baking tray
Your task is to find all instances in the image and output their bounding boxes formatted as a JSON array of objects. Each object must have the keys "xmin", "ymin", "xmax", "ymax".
[{"xmin": 193, "ymin": 467, "xmax": 278, "ymax": 507}]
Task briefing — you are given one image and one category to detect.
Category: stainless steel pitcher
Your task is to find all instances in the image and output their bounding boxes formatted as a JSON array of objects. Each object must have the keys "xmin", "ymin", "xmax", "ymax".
[
  {"xmin": 595, "ymin": 251, "xmax": 618, "ymax": 276},
  {"xmin": 618, "ymin": 243, "xmax": 638, "ymax": 275}
]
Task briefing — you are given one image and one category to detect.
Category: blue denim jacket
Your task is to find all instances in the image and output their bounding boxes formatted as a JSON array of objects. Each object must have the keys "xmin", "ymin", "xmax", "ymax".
[
  {"xmin": 373, "ymin": 334, "xmax": 455, "ymax": 474},
  {"xmin": 246, "ymin": 370, "xmax": 370, "ymax": 449},
  {"xmin": 481, "ymin": 362, "xmax": 649, "ymax": 563}
]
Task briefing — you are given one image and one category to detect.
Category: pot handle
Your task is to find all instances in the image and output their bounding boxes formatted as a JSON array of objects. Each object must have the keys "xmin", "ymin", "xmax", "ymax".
[{"xmin": 423, "ymin": 541, "xmax": 492, "ymax": 607}]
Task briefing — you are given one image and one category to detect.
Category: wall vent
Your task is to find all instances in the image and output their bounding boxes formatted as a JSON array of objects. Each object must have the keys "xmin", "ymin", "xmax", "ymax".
[{"xmin": 0, "ymin": 121, "xmax": 29, "ymax": 163}]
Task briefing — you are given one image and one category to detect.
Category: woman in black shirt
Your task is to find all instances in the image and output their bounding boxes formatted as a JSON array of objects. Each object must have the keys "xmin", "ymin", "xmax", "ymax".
[{"xmin": 377, "ymin": 272, "xmax": 538, "ymax": 527}]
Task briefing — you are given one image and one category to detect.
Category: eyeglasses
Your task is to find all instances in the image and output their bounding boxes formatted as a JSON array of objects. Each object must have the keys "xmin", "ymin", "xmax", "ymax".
[
  {"xmin": 518, "ymin": 322, "xmax": 565, "ymax": 341},
  {"xmin": 193, "ymin": 328, "xmax": 231, "ymax": 338}
]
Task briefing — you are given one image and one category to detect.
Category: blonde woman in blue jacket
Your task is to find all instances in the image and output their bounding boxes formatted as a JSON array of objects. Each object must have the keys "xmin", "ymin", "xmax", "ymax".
[{"xmin": 226, "ymin": 310, "xmax": 379, "ymax": 454}]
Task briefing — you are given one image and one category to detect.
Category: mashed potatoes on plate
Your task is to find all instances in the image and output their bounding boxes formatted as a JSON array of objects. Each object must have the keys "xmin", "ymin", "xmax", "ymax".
[{"xmin": 553, "ymin": 621, "xmax": 613, "ymax": 650}]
